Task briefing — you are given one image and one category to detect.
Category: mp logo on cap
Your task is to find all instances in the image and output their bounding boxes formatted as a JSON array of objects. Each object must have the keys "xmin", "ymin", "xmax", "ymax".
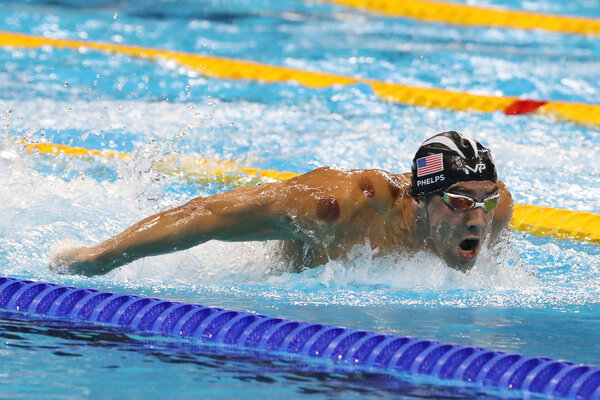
[{"xmin": 464, "ymin": 163, "xmax": 486, "ymax": 174}]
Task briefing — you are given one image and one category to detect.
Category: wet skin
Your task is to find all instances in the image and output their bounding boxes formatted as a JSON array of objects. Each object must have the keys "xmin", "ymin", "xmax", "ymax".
[
  {"xmin": 415, "ymin": 180, "xmax": 510, "ymax": 271},
  {"xmin": 51, "ymin": 167, "xmax": 513, "ymax": 276}
]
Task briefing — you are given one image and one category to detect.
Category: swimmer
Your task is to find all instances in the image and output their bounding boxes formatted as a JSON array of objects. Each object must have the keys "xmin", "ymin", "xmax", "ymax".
[{"xmin": 51, "ymin": 131, "xmax": 513, "ymax": 276}]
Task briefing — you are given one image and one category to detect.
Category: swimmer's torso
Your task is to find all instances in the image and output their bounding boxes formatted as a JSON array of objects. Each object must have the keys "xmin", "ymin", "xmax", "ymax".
[{"xmin": 264, "ymin": 167, "xmax": 419, "ymax": 269}]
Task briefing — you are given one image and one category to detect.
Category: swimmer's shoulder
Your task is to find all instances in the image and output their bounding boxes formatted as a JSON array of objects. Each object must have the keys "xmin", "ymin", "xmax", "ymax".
[
  {"xmin": 277, "ymin": 167, "xmax": 414, "ymax": 225},
  {"xmin": 282, "ymin": 167, "xmax": 412, "ymax": 206},
  {"xmin": 350, "ymin": 169, "xmax": 410, "ymax": 199}
]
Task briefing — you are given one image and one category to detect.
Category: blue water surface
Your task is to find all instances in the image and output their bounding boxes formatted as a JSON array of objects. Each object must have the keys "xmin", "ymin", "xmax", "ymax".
[{"xmin": 0, "ymin": 0, "xmax": 599, "ymax": 398}]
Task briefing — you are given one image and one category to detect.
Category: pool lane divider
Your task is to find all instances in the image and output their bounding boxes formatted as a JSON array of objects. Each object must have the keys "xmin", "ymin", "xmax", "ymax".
[
  {"xmin": 0, "ymin": 276, "xmax": 599, "ymax": 399},
  {"xmin": 511, "ymin": 204, "xmax": 600, "ymax": 245},
  {"xmin": 320, "ymin": 0, "xmax": 600, "ymax": 36},
  {"xmin": 2, "ymin": 31, "xmax": 600, "ymax": 128},
  {"xmin": 24, "ymin": 141, "xmax": 299, "ymax": 182},
  {"xmin": 24, "ymin": 141, "xmax": 600, "ymax": 245}
]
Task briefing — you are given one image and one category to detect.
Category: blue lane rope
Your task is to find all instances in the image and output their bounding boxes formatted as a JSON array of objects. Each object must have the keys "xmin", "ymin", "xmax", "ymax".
[{"xmin": 1, "ymin": 276, "xmax": 599, "ymax": 399}]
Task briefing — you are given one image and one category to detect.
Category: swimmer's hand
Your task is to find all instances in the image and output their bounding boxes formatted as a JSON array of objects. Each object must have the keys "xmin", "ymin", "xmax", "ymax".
[{"xmin": 49, "ymin": 246, "xmax": 108, "ymax": 276}]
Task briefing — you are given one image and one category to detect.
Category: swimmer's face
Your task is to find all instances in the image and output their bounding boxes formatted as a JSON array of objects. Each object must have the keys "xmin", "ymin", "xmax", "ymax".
[{"xmin": 419, "ymin": 180, "xmax": 499, "ymax": 272}]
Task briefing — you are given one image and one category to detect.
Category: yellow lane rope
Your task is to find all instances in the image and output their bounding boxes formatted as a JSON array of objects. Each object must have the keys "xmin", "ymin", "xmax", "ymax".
[
  {"xmin": 321, "ymin": 0, "xmax": 600, "ymax": 36},
  {"xmin": 25, "ymin": 141, "xmax": 600, "ymax": 244},
  {"xmin": 2, "ymin": 31, "xmax": 600, "ymax": 127},
  {"xmin": 511, "ymin": 205, "xmax": 600, "ymax": 244},
  {"xmin": 24, "ymin": 142, "xmax": 299, "ymax": 182}
]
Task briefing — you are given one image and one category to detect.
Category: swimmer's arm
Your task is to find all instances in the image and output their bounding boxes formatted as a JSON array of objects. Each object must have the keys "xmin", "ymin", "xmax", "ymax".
[{"xmin": 51, "ymin": 182, "xmax": 299, "ymax": 276}]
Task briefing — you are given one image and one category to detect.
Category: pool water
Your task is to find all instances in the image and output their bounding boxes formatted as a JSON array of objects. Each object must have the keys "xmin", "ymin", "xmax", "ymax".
[{"xmin": 0, "ymin": 0, "xmax": 599, "ymax": 398}]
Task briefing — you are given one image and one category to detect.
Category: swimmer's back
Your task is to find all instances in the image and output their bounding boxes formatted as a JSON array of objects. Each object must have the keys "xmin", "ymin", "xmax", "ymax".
[
  {"xmin": 277, "ymin": 167, "xmax": 412, "ymax": 226},
  {"xmin": 275, "ymin": 168, "xmax": 416, "ymax": 268}
]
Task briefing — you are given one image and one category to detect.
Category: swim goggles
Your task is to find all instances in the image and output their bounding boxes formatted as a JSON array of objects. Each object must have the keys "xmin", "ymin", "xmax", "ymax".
[{"xmin": 439, "ymin": 192, "xmax": 500, "ymax": 213}]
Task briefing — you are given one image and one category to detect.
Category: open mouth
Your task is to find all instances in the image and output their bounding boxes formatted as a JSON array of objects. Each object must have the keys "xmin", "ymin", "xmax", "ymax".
[{"xmin": 457, "ymin": 238, "xmax": 480, "ymax": 259}]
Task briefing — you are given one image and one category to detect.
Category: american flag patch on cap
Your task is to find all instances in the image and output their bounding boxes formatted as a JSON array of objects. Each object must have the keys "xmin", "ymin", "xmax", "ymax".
[{"xmin": 416, "ymin": 153, "xmax": 443, "ymax": 177}]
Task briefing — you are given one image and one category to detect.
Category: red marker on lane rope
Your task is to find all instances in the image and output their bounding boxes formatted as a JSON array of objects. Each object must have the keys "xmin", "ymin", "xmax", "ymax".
[{"xmin": 504, "ymin": 99, "xmax": 548, "ymax": 115}]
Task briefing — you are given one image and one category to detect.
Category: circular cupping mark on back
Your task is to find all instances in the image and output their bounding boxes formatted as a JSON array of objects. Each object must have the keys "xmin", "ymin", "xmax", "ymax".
[
  {"xmin": 359, "ymin": 177, "xmax": 376, "ymax": 198},
  {"xmin": 316, "ymin": 196, "xmax": 340, "ymax": 223}
]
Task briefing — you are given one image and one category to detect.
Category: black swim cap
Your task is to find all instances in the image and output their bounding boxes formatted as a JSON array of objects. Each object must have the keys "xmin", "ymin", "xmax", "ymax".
[{"xmin": 411, "ymin": 131, "xmax": 497, "ymax": 197}]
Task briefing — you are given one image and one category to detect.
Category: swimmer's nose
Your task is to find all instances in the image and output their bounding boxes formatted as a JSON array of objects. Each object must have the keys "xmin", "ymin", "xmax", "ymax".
[{"xmin": 465, "ymin": 207, "xmax": 488, "ymax": 234}]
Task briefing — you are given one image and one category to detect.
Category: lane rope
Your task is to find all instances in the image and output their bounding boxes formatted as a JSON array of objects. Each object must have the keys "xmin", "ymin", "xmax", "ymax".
[
  {"xmin": 511, "ymin": 204, "xmax": 600, "ymax": 244},
  {"xmin": 2, "ymin": 31, "xmax": 600, "ymax": 127},
  {"xmin": 0, "ymin": 276, "xmax": 599, "ymax": 399},
  {"xmin": 24, "ymin": 141, "xmax": 600, "ymax": 245},
  {"xmin": 24, "ymin": 141, "xmax": 299, "ymax": 182},
  {"xmin": 321, "ymin": 0, "xmax": 600, "ymax": 36}
]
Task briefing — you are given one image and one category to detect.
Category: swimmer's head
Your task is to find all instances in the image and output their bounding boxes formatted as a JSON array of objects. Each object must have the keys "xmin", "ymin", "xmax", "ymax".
[
  {"xmin": 411, "ymin": 131, "xmax": 497, "ymax": 197},
  {"xmin": 411, "ymin": 131, "xmax": 499, "ymax": 271}
]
